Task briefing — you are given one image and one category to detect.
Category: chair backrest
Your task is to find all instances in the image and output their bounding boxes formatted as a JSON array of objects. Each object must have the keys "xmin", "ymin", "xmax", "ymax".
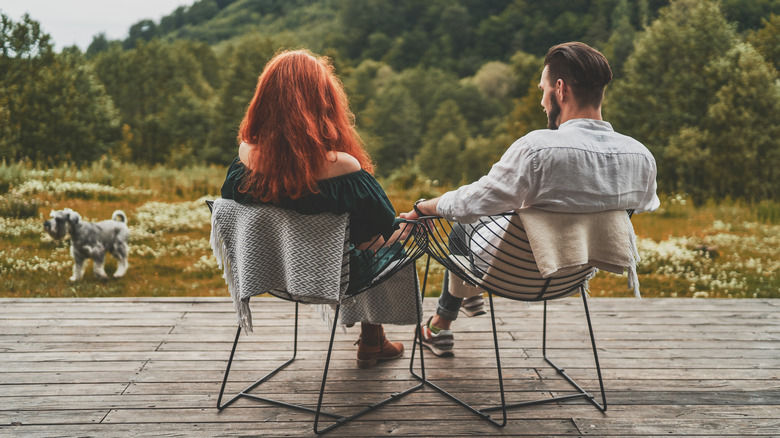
[
  {"xmin": 426, "ymin": 213, "xmax": 594, "ymax": 302},
  {"xmin": 209, "ymin": 198, "xmax": 351, "ymax": 305},
  {"xmin": 207, "ymin": 198, "xmax": 427, "ymax": 303},
  {"xmin": 478, "ymin": 214, "xmax": 595, "ymax": 301}
]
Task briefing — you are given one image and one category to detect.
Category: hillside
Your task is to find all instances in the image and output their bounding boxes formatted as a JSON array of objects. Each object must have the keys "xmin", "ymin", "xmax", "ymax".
[{"xmin": 2, "ymin": 0, "xmax": 779, "ymax": 201}]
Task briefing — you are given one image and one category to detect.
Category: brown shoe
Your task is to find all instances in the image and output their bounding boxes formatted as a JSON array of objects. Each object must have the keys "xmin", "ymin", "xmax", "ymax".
[{"xmin": 355, "ymin": 323, "xmax": 404, "ymax": 369}]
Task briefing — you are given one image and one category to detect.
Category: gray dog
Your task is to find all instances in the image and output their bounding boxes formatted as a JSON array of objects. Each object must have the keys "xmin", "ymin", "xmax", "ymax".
[{"xmin": 44, "ymin": 208, "xmax": 130, "ymax": 281}]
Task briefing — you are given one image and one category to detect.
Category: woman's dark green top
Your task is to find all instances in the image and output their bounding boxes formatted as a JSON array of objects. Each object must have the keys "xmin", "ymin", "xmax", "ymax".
[
  {"xmin": 220, "ymin": 157, "xmax": 397, "ymax": 245},
  {"xmin": 220, "ymin": 157, "xmax": 401, "ymax": 286}
]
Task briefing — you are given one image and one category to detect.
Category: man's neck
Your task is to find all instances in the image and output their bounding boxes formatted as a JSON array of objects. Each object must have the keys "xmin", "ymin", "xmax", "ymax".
[{"xmin": 558, "ymin": 105, "xmax": 602, "ymax": 125}]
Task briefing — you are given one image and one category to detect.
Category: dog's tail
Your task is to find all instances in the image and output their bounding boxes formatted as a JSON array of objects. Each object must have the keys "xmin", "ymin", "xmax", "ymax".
[{"xmin": 112, "ymin": 210, "xmax": 128, "ymax": 224}]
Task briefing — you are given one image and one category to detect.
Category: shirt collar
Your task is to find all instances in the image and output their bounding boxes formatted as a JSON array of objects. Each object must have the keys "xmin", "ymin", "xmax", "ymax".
[{"xmin": 558, "ymin": 118, "xmax": 614, "ymax": 131}]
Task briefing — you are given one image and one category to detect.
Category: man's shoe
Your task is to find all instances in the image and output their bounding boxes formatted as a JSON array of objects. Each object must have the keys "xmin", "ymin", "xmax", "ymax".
[
  {"xmin": 420, "ymin": 316, "xmax": 454, "ymax": 357},
  {"xmin": 356, "ymin": 331, "xmax": 404, "ymax": 369},
  {"xmin": 460, "ymin": 294, "xmax": 486, "ymax": 317}
]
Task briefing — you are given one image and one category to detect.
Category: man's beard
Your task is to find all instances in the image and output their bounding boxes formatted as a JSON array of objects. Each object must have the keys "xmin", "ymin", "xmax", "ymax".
[{"xmin": 546, "ymin": 97, "xmax": 561, "ymax": 130}]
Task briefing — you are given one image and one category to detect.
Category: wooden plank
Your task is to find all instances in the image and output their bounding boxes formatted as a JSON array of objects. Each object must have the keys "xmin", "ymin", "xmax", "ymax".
[{"xmin": 0, "ymin": 297, "xmax": 779, "ymax": 437}]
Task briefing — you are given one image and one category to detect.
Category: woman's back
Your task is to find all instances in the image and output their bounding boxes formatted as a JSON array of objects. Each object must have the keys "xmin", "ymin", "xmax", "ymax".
[{"xmin": 238, "ymin": 142, "xmax": 360, "ymax": 180}]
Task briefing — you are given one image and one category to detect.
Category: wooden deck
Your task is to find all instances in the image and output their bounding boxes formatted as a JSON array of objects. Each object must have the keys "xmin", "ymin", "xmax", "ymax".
[{"xmin": 1, "ymin": 297, "xmax": 779, "ymax": 437}]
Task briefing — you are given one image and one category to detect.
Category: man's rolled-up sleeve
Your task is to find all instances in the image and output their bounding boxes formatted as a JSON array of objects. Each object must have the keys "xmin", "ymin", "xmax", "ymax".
[{"xmin": 437, "ymin": 139, "xmax": 534, "ymax": 223}]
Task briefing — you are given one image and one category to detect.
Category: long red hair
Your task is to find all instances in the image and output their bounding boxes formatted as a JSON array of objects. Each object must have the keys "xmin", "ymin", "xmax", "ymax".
[{"xmin": 237, "ymin": 49, "xmax": 374, "ymax": 203}]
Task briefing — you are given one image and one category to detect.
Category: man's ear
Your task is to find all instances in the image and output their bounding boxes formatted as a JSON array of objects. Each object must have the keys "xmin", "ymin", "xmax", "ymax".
[{"xmin": 556, "ymin": 79, "xmax": 568, "ymax": 102}]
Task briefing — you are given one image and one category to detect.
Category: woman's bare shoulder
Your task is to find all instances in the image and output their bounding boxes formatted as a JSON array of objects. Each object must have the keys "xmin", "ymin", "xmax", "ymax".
[
  {"xmin": 238, "ymin": 142, "xmax": 253, "ymax": 167},
  {"xmin": 320, "ymin": 151, "xmax": 361, "ymax": 179}
]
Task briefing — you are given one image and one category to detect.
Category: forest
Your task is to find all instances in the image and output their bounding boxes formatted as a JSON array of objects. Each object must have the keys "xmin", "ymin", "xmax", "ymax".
[{"xmin": 1, "ymin": 0, "xmax": 779, "ymax": 202}]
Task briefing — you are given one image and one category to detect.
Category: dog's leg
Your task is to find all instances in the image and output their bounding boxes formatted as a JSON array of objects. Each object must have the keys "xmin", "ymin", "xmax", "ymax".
[
  {"xmin": 93, "ymin": 252, "xmax": 109, "ymax": 280},
  {"xmin": 70, "ymin": 249, "xmax": 86, "ymax": 282},
  {"xmin": 112, "ymin": 242, "xmax": 129, "ymax": 278}
]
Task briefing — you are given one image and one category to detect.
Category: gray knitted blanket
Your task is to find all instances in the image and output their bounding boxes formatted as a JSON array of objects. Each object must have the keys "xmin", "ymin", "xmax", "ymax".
[
  {"xmin": 210, "ymin": 198, "xmax": 421, "ymax": 332},
  {"xmin": 210, "ymin": 199, "xmax": 350, "ymax": 332}
]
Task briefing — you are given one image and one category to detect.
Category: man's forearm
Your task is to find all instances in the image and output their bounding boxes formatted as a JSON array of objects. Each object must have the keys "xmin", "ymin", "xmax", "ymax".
[{"xmin": 413, "ymin": 197, "xmax": 441, "ymax": 217}]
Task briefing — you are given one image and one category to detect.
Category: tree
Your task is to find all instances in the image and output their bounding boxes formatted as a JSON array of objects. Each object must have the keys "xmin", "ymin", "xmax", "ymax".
[
  {"xmin": 86, "ymin": 33, "xmax": 111, "ymax": 58},
  {"xmin": 507, "ymin": 80, "xmax": 547, "ymax": 139},
  {"xmin": 417, "ymin": 100, "xmax": 469, "ymax": 184},
  {"xmin": 0, "ymin": 14, "xmax": 119, "ymax": 163},
  {"xmin": 665, "ymin": 44, "xmax": 780, "ymax": 201},
  {"xmin": 602, "ymin": 0, "xmax": 636, "ymax": 77},
  {"xmin": 208, "ymin": 33, "xmax": 280, "ymax": 163},
  {"xmin": 606, "ymin": 0, "xmax": 739, "ymax": 192},
  {"xmin": 509, "ymin": 50, "xmax": 542, "ymax": 96},
  {"xmin": 747, "ymin": 13, "xmax": 780, "ymax": 73},
  {"xmin": 0, "ymin": 13, "xmax": 53, "ymax": 159},
  {"xmin": 360, "ymin": 83, "xmax": 422, "ymax": 174},
  {"xmin": 608, "ymin": 0, "xmax": 780, "ymax": 201},
  {"xmin": 459, "ymin": 134, "xmax": 512, "ymax": 183},
  {"xmin": 18, "ymin": 48, "xmax": 121, "ymax": 163},
  {"xmin": 720, "ymin": 0, "xmax": 780, "ymax": 32},
  {"xmin": 92, "ymin": 39, "xmax": 217, "ymax": 164},
  {"xmin": 470, "ymin": 61, "xmax": 517, "ymax": 101},
  {"xmin": 124, "ymin": 19, "xmax": 159, "ymax": 49}
]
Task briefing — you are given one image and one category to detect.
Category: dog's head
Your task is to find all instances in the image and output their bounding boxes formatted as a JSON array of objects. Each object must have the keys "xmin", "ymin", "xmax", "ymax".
[{"xmin": 43, "ymin": 208, "xmax": 81, "ymax": 240}]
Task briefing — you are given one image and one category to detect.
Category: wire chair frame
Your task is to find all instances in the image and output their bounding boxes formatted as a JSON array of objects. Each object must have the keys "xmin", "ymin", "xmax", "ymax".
[
  {"xmin": 207, "ymin": 200, "xmax": 428, "ymax": 434},
  {"xmin": 411, "ymin": 211, "xmax": 613, "ymax": 428}
]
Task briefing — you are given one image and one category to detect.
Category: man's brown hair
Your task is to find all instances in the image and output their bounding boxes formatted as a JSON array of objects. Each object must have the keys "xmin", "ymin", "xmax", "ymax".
[{"xmin": 544, "ymin": 42, "xmax": 613, "ymax": 108}]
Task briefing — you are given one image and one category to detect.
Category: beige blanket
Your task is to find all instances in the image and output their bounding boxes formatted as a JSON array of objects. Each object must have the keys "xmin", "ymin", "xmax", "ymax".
[{"xmin": 517, "ymin": 208, "xmax": 641, "ymax": 297}]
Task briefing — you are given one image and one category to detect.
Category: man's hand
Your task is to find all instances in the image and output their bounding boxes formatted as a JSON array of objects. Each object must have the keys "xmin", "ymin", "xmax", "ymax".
[
  {"xmin": 399, "ymin": 198, "xmax": 442, "ymax": 233},
  {"xmin": 403, "ymin": 197, "xmax": 441, "ymax": 220},
  {"xmin": 399, "ymin": 210, "xmax": 419, "ymax": 221}
]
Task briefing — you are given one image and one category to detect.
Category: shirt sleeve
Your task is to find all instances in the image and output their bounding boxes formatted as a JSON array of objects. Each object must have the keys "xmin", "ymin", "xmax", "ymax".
[
  {"xmin": 636, "ymin": 155, "xmax": 661, "ymax": 213},
  {"xmin": 437, "ymin": 138, "xmax": 536, "ymax": 223}
]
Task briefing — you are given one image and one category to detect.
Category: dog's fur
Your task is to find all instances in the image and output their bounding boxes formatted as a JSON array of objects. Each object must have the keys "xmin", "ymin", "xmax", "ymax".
[{"xmin": 44, "ymin": 208, "xmax": 130, "ymax": 281}]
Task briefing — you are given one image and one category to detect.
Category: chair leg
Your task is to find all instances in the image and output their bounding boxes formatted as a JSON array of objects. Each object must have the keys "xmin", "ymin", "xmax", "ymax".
[
  {"xmin": 579, "ymin": 290, "xmax": 608, "ymax": 411},
  {"xmin": 216, "ymin": 325, "xmax": 243, "ymax": 410},
  {"xmin": 409, "ymin": 255, "xmax": 430, "ymax": 382},
  {"xmin": 218, "ymin": 279, "xmax": 427, "ymax": 434},
  {"xmin": 409, "ymin": 256, "xmax": 506, "ymax": 427},
  {"xmin": 483, "ymin": 287, "xmax": 607, "ymax": 413},
  {"xmin": 216, "ymin": 302, "xmax": 342, "ymax": 418},
  {"xmin": 313, "ymin": 295, "xmax": 426, "ymax": 433}
]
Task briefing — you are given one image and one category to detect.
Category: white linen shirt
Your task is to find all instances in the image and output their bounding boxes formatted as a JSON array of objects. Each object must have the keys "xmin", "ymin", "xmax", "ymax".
[{"xmin": 437, "ymin": 119, "xmax": 660, "ymax": 223}]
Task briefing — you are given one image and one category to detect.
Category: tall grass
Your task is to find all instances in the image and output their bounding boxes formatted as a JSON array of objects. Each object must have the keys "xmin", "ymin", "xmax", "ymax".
[{"xmin": 1, "ymin": 160, "xmax": 777, "ymax": 299}]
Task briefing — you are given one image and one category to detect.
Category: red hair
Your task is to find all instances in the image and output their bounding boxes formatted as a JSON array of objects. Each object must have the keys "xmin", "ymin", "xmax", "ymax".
[{"xmin": 238, "ymin": 49, "xmax": 374, "ymax": 203}]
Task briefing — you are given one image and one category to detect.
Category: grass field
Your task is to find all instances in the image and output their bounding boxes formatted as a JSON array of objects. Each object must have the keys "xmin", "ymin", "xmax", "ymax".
[{"xmin": 1, "ymin": 159, "xmax": 777, "ymax": 299}]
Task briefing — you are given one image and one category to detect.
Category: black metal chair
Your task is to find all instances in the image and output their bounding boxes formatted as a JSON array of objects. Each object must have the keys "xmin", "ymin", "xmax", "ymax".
[
  {"xmin": 206, "ymin": 199, "xmax": 428, "ymax": 434},
  {"xmin": 411, "ymin": 211, "xmax": 631, "ymax": 427}
]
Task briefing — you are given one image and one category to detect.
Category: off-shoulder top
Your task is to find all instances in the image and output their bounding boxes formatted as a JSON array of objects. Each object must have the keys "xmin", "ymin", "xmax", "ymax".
[{"xmin": 220, "ymin": 156, "xmax": 397, "ymax": 245}]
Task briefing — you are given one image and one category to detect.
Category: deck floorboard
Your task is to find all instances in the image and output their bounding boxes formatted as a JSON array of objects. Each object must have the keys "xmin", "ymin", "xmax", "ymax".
[{"xmin": 1, "ymin": 297, "xmax": 778, "ymax": 437}]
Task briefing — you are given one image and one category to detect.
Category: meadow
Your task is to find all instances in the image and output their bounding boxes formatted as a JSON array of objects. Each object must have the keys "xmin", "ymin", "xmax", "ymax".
[{"xmin": 1, "ymin": 158, "xmax": 778, "ymax": 299}]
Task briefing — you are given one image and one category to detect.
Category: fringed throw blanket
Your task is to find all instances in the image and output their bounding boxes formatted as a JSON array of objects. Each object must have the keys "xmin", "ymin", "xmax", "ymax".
[
  {"xmin": 339, "ymin": 262, "xmax": 422, "ymax": 326},
  {"xmin": 517, "ymin": 208, "xmax": 642, "ymax": 297},
  {"xmin": 209, "ymin": 199, "xmax": 350, "ymax": 332}
]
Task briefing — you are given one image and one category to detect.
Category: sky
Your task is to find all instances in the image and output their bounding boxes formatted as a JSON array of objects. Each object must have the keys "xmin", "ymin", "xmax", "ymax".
[{"xmin": 0, "ymin": 0, "xmax": 194, "ymax": 51}]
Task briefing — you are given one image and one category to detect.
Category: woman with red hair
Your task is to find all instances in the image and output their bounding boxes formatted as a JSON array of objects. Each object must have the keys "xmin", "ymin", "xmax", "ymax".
[{"xmin": 221, "ymin": 49, "xmax": 405, "ymax": 368}]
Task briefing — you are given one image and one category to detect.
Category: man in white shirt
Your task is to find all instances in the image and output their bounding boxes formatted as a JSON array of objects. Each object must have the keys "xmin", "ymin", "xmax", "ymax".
[{"xmin": 401, "ymin": 42, "xmax": 660, "ymax": 357}]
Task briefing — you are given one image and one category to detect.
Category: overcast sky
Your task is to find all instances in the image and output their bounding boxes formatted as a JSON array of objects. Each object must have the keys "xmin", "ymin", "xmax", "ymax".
[{"xmin": 0, "ymin": 0, "xmax": 194, "ymax": 51}]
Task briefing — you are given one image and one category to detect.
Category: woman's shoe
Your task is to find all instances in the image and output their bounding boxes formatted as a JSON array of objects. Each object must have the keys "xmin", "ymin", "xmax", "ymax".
[{"xmin": 356, "ymin": 324, "xmax": 404, "ymax": 368}]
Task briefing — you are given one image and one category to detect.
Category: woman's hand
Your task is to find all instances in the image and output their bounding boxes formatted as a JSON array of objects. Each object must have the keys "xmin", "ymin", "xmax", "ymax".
[{"xmin": 356, "ymin": 221, "xmax": 414, "ymax": 252}]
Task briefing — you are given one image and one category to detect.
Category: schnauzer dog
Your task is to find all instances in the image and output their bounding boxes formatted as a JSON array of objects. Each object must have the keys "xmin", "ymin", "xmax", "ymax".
[{"xmin": 44, "ymin": 208, "xmax": 130, "ymax": 281}]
